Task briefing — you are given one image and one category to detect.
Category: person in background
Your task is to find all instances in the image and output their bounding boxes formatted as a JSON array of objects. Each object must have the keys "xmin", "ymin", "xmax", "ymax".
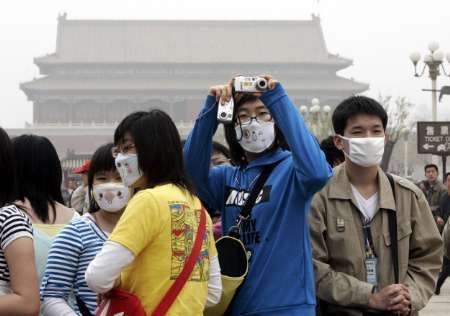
[
  {"xmin": 86, "ymin": 109, "xmax": 221, "ymax": 315},
  {"xmin": 0, "ymin": 127, "xmax": 40, "ymax": 316},
  {"xmin": 63, "ymin": 180, "xmax": 78, "ymax": 206},
  {"xmin": 67, "ymin": 180, "xmax": 78, "ymax": 196},
  {"xmin": 320, "ymin": 136, "xmax": 345, "ymax": 168},
  {"xmin": 211, "ymin": 141, "xmax": 232, "ymax": 167},
  {"xmin": 70, "ymin": 160, "xmax": 91, "ymax": 214},
  {"xmin": 435, "ymin": 172, "xmax": 450, "ymax": 232},
  {"xmin": 444, "ymin": 220, "xmax": 450, "ymax": 262},
  {"xmin": 210, "ymin": 141, "xmax": 232, "ymax": 240},
  {"xmin": 310, "ymin": 96, "xmax": 442, "ymax": 315},
  {"xmin": 12, "ymin": 135, "xmax": 79, "ymax": 283},
  {"xmin": 184, "ymin": 75, "xmax": 331, "ymax": 315},
  {"xmin": 41, "ymin": 143, "xmax": 128, "ymax": 315},
  {"xmin": 434, "ymin": 172, "xmax": 450, "ymax": 295},
  {"xmin": 417, "ymin": 164, "xmax": 447, "ymax": 222},
  {"xmin": 61, "ymin": 183, "xmax": 72, "ymax": 206}
]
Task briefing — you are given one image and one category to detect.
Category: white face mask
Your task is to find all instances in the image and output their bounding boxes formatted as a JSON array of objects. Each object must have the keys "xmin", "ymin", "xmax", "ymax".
[
  {"xmin": 340, "ymin": 136, "xmax": 385, "ymax": 167},
  {"xmin": 93, "ymin": 183, "xmax": 129, "ymax": 213},
  {"xmin": 115, "ymin": 153, "xmax": 142, "ymax": 187},
  {"xmin": 235, "ymin": 120, "xmax": 276, "ymax": 154}
]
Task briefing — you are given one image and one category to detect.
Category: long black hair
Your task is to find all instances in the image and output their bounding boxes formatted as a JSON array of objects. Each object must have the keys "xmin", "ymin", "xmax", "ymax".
[
  {"xmin": 223, "ymin": 94, "xmax": 288, "ymax": 165},
  {"xmin": 12, "ymin": 135, "xmax": 64, "ymax": 223},
  {"xmin": 87, "ymin": 143, "xmax": 117, "ymax": 212},
  {"xmin": 114, "ymin": 110, "xmax": 195, "ymax": 194},
  {"xmin": 0, "ymin": 127, "xmax": 18, "ymax": 208}
]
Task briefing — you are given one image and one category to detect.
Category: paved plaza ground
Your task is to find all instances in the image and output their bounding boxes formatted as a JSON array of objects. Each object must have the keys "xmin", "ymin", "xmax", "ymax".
[{"xmin": 421, "ymin": 279, "xmax": 450, "ymax": 315}]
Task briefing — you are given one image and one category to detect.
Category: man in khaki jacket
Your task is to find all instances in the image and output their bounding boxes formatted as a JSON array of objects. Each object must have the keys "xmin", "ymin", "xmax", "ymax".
[{"xmin": 310, "ymin": 96, "xmax": 442, "ymax": 316}]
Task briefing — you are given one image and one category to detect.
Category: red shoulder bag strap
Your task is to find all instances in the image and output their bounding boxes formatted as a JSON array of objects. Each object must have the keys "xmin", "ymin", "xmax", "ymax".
[{"xmin": 152, "ymin": 207, "xmax": 207, "ymax": 316}]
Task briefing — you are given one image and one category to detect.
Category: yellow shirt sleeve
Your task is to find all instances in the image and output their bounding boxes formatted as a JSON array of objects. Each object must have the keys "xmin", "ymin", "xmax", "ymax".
[{"xmin": 109, "ymin": 190, "xmax": 161, "ymax": 256}]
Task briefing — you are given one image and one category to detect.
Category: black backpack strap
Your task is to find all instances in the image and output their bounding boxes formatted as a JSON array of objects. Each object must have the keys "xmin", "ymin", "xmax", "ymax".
[
  {"xmin": 386, "ymin": 173, "xmax": 399, "ymax": 284},
  {"xmin": 239, "ymin": 162, "xmax": 279, "ymax": 219},
  {"xmin": 228, "ymin": 161, "xmax": 280, "ymax": 239}
]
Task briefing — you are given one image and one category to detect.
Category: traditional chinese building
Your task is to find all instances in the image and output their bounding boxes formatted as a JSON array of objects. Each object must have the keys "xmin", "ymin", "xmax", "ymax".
[{"xmin": 10, "ymin": 14, "xmax": 368, "ymax": 162}]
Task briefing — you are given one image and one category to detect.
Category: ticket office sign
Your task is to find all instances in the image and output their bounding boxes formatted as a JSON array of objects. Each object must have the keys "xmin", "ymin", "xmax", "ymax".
[{"xmin": 417, "ymin": 121, "xmax": 450, "ymax": 155}]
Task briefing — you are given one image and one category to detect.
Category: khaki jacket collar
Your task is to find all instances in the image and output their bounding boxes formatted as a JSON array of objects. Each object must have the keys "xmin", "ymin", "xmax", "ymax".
[{"xmin": 328, "ymin": 163, "xmax": 396, "ymax": 212}]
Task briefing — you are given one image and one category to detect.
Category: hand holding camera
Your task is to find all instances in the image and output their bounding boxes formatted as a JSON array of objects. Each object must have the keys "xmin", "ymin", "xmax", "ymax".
[
  {"xmin": 209, "ymin": 83, "xmax": 233, "ymax": 123},
  {"xmin": 213, "ymin": 75, "xmax": 279, "ymax": 123}
]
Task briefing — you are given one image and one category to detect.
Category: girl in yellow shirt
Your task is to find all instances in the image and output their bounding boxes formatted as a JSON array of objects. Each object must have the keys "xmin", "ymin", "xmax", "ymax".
[{"xmin": 86, "ymin": 109, "xmax": 221, "ymax": 315}]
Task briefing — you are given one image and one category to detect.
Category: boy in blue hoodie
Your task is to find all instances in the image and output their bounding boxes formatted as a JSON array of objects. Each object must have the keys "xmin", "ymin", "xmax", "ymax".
[{"xmin": 184, "ymin": 75, "xmax": 332, "ymax": 315}]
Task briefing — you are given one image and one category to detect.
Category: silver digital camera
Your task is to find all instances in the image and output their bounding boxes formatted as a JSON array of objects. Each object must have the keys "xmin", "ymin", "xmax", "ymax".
[
  {"xmin": 234, "ymin": 76, "xmax": 268, "ymax": 93},
  {"xmin": 217, "ymin": 97, "xmax": 234, "ymax": 124}
]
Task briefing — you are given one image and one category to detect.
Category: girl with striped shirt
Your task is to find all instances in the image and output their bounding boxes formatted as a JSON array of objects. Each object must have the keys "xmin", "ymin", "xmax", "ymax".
[
  {"xmin": 40, "ymin": 143, "xmax": 129, "ymax": 315},
  {"xmin": 0, "ymin": 127, "xmax": 39, "ymax": 316}
]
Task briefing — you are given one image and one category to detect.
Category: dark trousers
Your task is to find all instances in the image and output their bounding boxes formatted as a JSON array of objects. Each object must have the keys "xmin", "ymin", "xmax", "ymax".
[{"xmin": 436, "ymin": 256, "xmax": 450, "ymax": 293}]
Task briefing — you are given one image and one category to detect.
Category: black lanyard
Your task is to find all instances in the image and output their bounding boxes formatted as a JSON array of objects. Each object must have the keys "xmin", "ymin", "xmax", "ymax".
[
  {"xmin": 362, "ymin": 174, "xmax": 399, "ymax": 284},
  {"xmin": 363, "ymin": 221, "xmax": 376, "ymax": 258}
]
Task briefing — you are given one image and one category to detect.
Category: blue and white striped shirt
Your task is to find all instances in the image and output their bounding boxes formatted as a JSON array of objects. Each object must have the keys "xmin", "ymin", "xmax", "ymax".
[{"xmin": 40, "ymin": 213, "xmax": 108, "ymax": 315}]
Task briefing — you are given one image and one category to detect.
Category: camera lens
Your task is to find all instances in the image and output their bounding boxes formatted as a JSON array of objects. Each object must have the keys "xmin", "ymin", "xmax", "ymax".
[
  {"xmin": 221, "ymin": 112, "xmax": 227, "ymax": 118},
  {"xmin": 256, "ymin": 78, "xmax": 267, "ymax": 90}
]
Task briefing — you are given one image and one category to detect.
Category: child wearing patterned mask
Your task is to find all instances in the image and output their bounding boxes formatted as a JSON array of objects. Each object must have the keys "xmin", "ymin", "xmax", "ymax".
[{"xmin": 41, "ymin": 143, "xmax": 128, "ymax": 316}]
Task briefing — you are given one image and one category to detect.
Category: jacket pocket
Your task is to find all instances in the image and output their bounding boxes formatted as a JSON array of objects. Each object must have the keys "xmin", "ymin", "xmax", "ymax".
[
  {"xmin": 327, "ymin": 215, "xmax": 362, "ymax": 274},
  {"xmin": 383, "ymin": 223, "xmax": 412, "ymax": 270},
  {"xmin": 383, "ymin": 223, "xmax": 412, "ymax": 246}
]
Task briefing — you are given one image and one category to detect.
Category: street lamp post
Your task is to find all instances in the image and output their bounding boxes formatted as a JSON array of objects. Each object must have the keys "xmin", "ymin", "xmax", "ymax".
[
  {"xmin": 409, "ymin": 41, "xmax": 450, "ymax": 122},
  {"xmin": 300, "ymin": 98, "xmax": 332, "ymax": 140},
  {"xmin": 410, "ymin": 42, "xmax": 450, "ymax": 167},
  {"xmin": 401, "ymin": 128, "xmax": 409, "ymax": 178}
]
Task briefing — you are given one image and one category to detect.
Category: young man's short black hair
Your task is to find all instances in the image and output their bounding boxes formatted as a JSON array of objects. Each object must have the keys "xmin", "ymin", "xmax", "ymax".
[
  {"xmin": 332, "ymin": 96, "xmax": 388, "ymax": 135},
  {"xmin": 424, "ymin": 164, "xmax": 439, "ymax": 173}
]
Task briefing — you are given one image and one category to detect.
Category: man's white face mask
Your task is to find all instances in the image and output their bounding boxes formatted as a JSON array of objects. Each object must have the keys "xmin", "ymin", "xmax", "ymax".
[
  {"xmin": 235, "ymin": 120, "xmax": 276, "ymax": 154},
  {"xmin": 340, "ymin": 136, "xmax": 385, "ymax": 167}
]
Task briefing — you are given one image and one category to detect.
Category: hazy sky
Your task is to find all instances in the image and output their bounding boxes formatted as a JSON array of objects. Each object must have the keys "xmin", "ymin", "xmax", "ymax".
[{"xmin": 1, "ymin": 0, "xmax": 450, "ymax": 127}]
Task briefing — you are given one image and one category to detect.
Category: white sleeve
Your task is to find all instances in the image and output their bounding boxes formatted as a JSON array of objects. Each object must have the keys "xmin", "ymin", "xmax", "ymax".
[
  {"xmin": 85, "ymin": 241, "xmax": 135, "ymax": 294},
  {"xmin": 205, "ymin": 255, "xmax": 222, "ymax": 307},
  {"xmin": 41, "ymin": 298, "xmax": 78, "ymax": 316}
]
